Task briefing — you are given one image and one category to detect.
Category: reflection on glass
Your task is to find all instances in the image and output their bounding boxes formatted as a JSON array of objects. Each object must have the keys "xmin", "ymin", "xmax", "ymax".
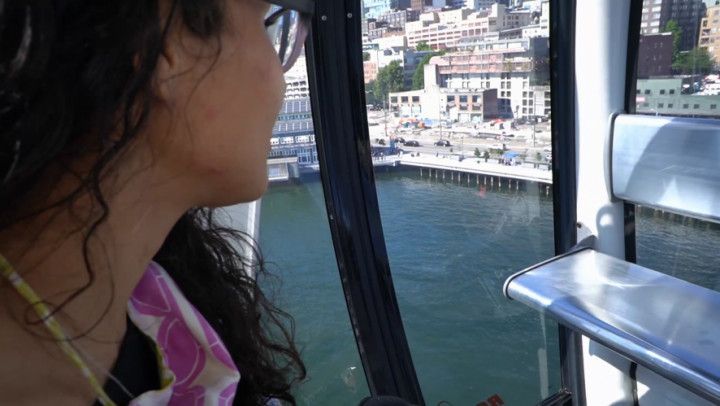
[
  {"xmin": 375, "ymin": 171, "xmax": 560, "ymax": 404},
  {"xmin": 632, "ymin": 1, "xmax": 720, "ymax": 291},
  {"xmin": 363, "ymin": 1, "xmax": 559, "ymax": 403},
  {"xmin": 636, "ymin": 0, "xmax": 720, "ymax": 118},
  {"xmin": 637, "ymin": 207, "xmax": 720, "ymax": 292},
  {"xmin": 262, "ymin": 53, "xmax": 369, "ymax": 404},
  {"xmin": 260, "ymin": 182, "xmax": 369, "ymax": 405}
]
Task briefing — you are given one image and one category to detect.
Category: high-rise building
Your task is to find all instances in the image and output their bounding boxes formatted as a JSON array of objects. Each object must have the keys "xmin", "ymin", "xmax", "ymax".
[
  {"xmin": 377, "ymin": 9, "xmax": 421, "ymax": 29},
  {"xmin": 637, "ymin": 33, "xmax": 674, "ymax": 78},
  {"xmin": 405, "ymin": 5, "xmax": 532, "ymax": 50},
  {"xmin": 391, "ymin": 0, "xmax": 412, "ymax": 9},
  {"xmin": 446, "ymin": 0, "xmax": 466, "ymax": 9},
  {"xmin": 641, "ymin": 0, "xmax": 706, "ymax": 51},
  {"xmin": 410, "ymin": 0, "xmax": 425, "ymax": 12},
  {"xmin": 466, "ymin": 0, "xmax": 499, "ymax": 10},
  {"xmin": 364, "ymin": 0, "xmax": 393, "ymax": 19},
  {"xmin": 699, "ymin": 4, "xmax": 720, "ymax": 66}
]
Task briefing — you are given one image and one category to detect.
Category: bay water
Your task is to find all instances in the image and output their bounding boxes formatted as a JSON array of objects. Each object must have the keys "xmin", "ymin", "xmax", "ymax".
[{"xmin": 258, "ymin": 169, "xmax": 720, "ymax": 405}]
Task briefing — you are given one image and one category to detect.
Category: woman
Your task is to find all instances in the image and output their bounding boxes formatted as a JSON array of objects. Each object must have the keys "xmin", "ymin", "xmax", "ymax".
[{"xmin": 0, "ymin": 0, "xmax": 310, "ymax": 404}]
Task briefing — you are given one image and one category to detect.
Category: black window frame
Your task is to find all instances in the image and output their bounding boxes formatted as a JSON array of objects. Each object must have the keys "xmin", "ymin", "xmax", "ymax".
[{"xmin": 303, "ymin": 0, "xmax": 582, "ymax": 404}]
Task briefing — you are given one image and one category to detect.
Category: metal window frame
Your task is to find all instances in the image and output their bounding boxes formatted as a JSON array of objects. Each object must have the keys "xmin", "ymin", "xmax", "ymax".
[
  {"xmin": 622, "ymin": 0, "xmax": 644, "ymax": 264},
  {"xmin": 548, "ymin": 1, "xmax": 584, "ymax": 405},
  {"xmin": 304, "ymin": 0, "xmax": 424, "ymax": 403}
]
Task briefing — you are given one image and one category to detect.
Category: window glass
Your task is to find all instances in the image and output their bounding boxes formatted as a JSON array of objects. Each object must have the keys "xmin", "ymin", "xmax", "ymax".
[
  {"xmin": 632, "ymin": 0, "xmax": 720, "ymax": 292},
  {"xmin": 636, "ymin": 0, "xmax": 720, "ymax": 118},
  {"xmin": 262, "ymin": 54, "xmax": 369, "ymax": 404},
  {"xmin": 363, "ymin": 1, "xmax": 560, "ymax": 404},
  {"xmin": 637, "ymin": 211, "xmax": 720, "ymax": 291}
]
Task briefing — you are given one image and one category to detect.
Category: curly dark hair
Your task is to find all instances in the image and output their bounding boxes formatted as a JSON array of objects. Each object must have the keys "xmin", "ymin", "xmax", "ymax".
[{"xmin": 0, "ymin": 1, "xmax": 305, "ymax": 404}]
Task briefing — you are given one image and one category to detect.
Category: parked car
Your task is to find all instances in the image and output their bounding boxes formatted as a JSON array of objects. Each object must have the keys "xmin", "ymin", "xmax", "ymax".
[
  {"xmin": 395, "ymin": 136, "xmax": 406, "ymax": 143},
  {"xmin": 435, "ymin": 140, "xmax": 451, "ymax": 147},
  {"xmin": 404, "ymin": 140, "xmax": 420, "ymax": 147}
]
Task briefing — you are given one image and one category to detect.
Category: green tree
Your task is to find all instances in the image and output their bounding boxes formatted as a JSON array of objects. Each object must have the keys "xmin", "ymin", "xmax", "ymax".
[
  {"xmin": 483, "ymin": 150, "xmax": 490, "ymax": 162},
  {"xmin": 664, "ymin": 20, "xmax": 682, "ymax": 63},
  {"xmin": 672, "ymin": 47, "xmax": 715, "ymax": 74},
  {"xmin": 363, "ymin": 52, "xmax": 371, "ymax": 61},
  {"xmin": 411, "ymin": 54, "xmax": 433, "ymax": 90},
  {"xmin": 373, "ymin": 60, "xmax": 405, "ymax": 103},
  {"xmin": 365, "ymin": 82, "xmax": 379, "ymax": 106},
  {"xmin": 416, "ymin": 41, "xmax": 432, "ymax": 51},
  {"xmin": 411, "ymin": 51, "xmax": 445, "ymax": 90},
  {"xmin": 474, "ymin": 147, "xmax": 481, "ymax": 158}
]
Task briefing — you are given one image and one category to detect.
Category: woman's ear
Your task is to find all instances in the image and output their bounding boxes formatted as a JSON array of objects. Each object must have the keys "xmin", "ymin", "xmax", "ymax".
[{"xmin": 153, "ymin": 43, "xmax": 180, "ymax": 104}]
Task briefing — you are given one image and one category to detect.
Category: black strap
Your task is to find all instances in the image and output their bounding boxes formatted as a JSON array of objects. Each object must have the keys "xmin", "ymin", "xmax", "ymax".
[{"xmin": 93, "ymin": 318, "xmax": 160, "ymax": 406}]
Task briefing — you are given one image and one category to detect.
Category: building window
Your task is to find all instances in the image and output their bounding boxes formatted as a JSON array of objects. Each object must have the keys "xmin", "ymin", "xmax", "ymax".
[
  {"xmin": 412, "ymin": 96, "xmax": 420, "ymax": 102},
  {"xmin": 642, "ymin": 102, "xmax": 650, "ymax": 107},
  {"xmin": 659, "ymin": 89, "xmax": 665, "ymax": 95},
  {"xmin": 693, "ymin": 104, "xmax": 700, "ymax": 109},
  {"xmin": 391, "ymin": 97, "xmax": 398, "ymax": 103},
  {"xmin": 658, "ymin": 103, "xmax": 664, "ymax": 108},
  {"xmin": 683, "ymin": 104, "xmax": 689, "ymax": 109},
  {"xmin": 669, "ymin": 89, "xmax": 675, "ymax": 94},
  {"xmin": 459, "ymin": 95, "xmax": 468, "ymax": 103},
  {"xmin": 668, "ymin": 103, "xmax": 673, "ymax": 108},
  {"xmin": 401, "ymin": 96, "xmax": 408, "ymax": 102},
  {"xmin": 448, "ymin": 95, "xmax": 455, "ymax": 102},
  {"xmin": 644, "ymin": 89, "xmax": 651, "ymax": 95},
  {"xmin": 712, "ymin": 104, "xmax": 717, "ymax": 109}
]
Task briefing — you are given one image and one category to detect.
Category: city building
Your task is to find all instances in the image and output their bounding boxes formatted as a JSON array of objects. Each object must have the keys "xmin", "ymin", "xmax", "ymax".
[
  {"xmin": 270, "ymin": 98, "xmax": 318, "ymax": 167},
  {"xmin": 391, "ymin": 0, "xmax": 413, "ymax": 9},
  {"xmin": 364, "ymin": 60, "xmax": 379, "ymax": 83},
  {"xmin": 405, "ymin": 4, "xmax": 532, "ymax": 50},
  {"xmin": 410, "ymin": 0, "xmax": 425, "ymax": 12},
  {"xmin": 283, "ymin": 56, "xmax": 310, "ymax": 99},
  {"xmin": 388, "ymin": 87, "xmax": 499, "ymax": 122},
  {"xmin": 466, "ymin": 0, "xmax": 501, "ymax": 10},
  {"xmin": 445, "ymin": 0, "xmax": 466, "ymax": 9},
  {"xmin": 427, "ymin": 37, "xmax": 550, "ymax": 118},
  {"xmin": 377, "ymin": 9, "xmax": 421, "ymax": 29},
  {"xmin": 364, "ymin": 0, "xmax": 393, "ymax": 19},
  {"xmin": 699, "ymin": 3, "xmax": 720, "ymax": 67},
  {"xmin": 635, "ymin": 77, "xmax": 720, "ymax": 117},
  {"xmin": 637, "ymin": 33, "xmax": 673, "ymax": 78},
  {"xmin": 366, "ymin": 20, "xmax": 404, "ymax": 41},
  {"xmin": 363, "ymin": 42, "xmax": 433, "ymax": 87},
  {"xmin": 641, "ymin": 0, "xmax": 706, "ymax": 51}
]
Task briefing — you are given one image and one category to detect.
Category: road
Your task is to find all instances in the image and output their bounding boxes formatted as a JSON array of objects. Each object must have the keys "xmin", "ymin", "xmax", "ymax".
[{"xmin": 366, "ymin": 110, "xmax": 552, "ymax": 161}]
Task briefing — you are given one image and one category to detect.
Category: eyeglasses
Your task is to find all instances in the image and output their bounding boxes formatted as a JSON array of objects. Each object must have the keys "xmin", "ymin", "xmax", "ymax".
[{"xmin": 264, "ymin": 0, "xmax": 314, "ymax": 73}]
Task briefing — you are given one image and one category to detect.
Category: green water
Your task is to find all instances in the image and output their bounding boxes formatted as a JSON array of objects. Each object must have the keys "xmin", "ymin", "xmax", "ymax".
[
  {"xmin": 258, "ymin": 169, "xmax": 720, "ymax": 405},
  {"xmin": 260, "ymin": 170, "xmax": 560, "ymax": 405}
]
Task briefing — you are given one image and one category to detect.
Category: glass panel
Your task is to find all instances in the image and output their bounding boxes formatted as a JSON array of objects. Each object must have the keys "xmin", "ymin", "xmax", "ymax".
[
  {"xmin": 632, "ymin": 0, "xmax": 720, "ymax": 292},
  {"xmin": 636, "ymin": 209, "xmax": 720, "ymax": 292},
  {"xmin": 261, "ymin": 54, "xmax": 369, "ymax": 404},
  {"xmin": 363, "ymin": 1, "xmax": 560, "ymax": 404},
  {"xmin": 636, "ymin": 0, "xmax": 720, "ymax": 118}
]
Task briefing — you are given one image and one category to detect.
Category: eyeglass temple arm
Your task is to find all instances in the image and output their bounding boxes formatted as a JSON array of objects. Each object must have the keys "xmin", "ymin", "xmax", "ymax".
[{"xmin": 265, "ymin": 0, "xmax": 315, "ymax": 15}]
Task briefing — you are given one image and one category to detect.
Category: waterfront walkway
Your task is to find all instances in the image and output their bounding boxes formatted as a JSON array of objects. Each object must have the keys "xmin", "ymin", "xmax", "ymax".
[{"xmin": 396, "ymin": 154, "xmax": 553, "ymax": 184}]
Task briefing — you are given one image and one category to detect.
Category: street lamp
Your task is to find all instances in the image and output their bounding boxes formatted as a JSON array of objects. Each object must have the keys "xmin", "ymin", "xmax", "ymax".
[{"xmin": 461, "ymin": 135, "xmax": 464, "ymax": 159}]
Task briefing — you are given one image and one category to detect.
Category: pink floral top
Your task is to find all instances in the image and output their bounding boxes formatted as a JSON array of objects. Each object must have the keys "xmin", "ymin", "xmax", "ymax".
[{"xmin": 126, "ymin": 262, "xmax": 241, "ymax": 405}]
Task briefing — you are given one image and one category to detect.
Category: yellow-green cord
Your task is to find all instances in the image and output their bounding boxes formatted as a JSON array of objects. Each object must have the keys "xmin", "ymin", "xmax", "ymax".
[{"xmin": 0, "ymin": 254, "xmax": 117, "ymax": 406}]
